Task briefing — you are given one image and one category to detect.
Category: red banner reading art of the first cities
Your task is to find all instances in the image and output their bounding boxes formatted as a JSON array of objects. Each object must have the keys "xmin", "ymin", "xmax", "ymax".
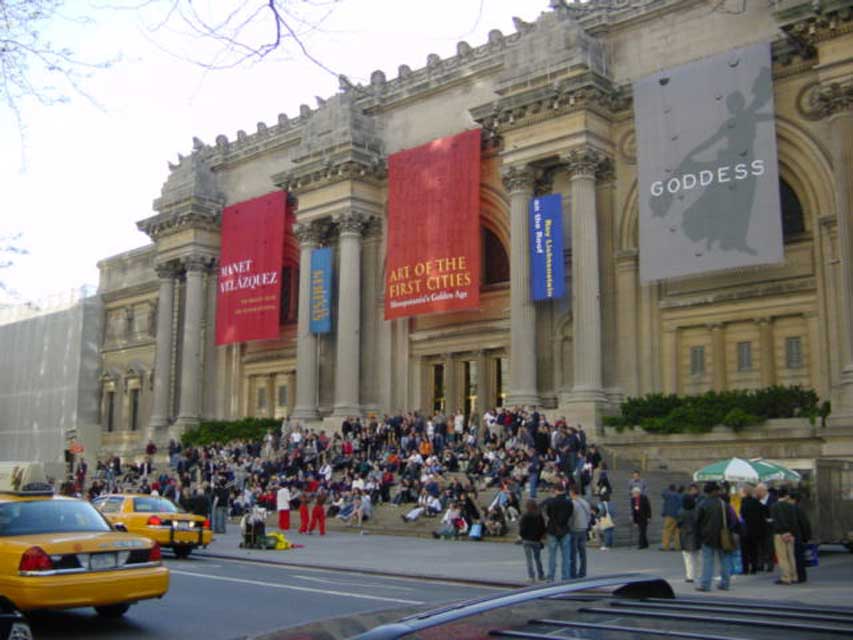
[
  {"xmin": 215, "ymin": 191, "xmax": 290, "ymax": 345},
  {"xmin": 384, "ymin": 129, "xmax": 482, "ymax": 320}
]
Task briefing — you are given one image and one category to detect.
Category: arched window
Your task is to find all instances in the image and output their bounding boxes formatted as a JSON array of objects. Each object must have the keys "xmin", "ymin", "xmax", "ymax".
[
  {"xmin": 482, "ymin": 227, "xmax": 509, "ymax": 286},
  {"xmin": 780, "ymin": 179, "xmax": 805, "ymax": 239}
]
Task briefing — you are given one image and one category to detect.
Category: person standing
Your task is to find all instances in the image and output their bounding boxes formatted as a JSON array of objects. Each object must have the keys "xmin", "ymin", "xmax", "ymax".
[
  {"xmin": 628, "ymin": 471, "xmax": 647, "ymax": 496},
  {"xmin": 569, "ymin": 484, "xmax": 591, "ymax": 578},
  {"xmin": 298, "ymin": 493, "xmax": 311, "ymax": 534},
  {"xmin": 677, "ymin": 494, "xmax": 701, "ymax": 583},
  {"xmin": 770, "ymin": 487, "xmax": 800, "ymax": 585},
  {"xmin": 792, "ymin": 492, "xmax": 812, "ymax": 584},
  {"xmin": 519, "ymin": 500, "xmax": 546, "ymax": 583},
  {"xmin": 212, "ymin": 477, "xmax": 229, "ymax": 534},
  {"xmin": 276, "ymin": 483, "xmax": 291, "ymax": 531},
  {"xmin": 597, "ymin": 496, "xmax": 615, "ymax": 551},
  {"xmin": 309, "ymin": 493, "xmax": 327, "ymax": 536},
  {"xmin": 631, "ymin": 487, "xmax": 652, "ymax": 549},
  {"xmin": 660, "ymin": 484, "xmax": 682, "ymax": 551},
  {"xmin": 695, "ymin": 482, "xmax": 731, "ymax": 592},
  {"xmin": 739, "ymin": 484, "xmax": 764, "ymax": 574},
  {"xmin": 541, "ymin": 484, "xmax": 574, "ymax": 581}
]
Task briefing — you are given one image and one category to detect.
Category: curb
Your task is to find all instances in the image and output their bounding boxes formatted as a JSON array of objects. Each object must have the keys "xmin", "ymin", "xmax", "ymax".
[{"xmin": 194, "ymin": 550, "xmax": 526, "ymax": 589}]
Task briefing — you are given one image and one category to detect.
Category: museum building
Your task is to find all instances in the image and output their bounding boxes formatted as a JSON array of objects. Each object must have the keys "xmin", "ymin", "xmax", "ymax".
[{"xmin": 94, "ymin": 0, "xmax": 853, "ymax": 462}]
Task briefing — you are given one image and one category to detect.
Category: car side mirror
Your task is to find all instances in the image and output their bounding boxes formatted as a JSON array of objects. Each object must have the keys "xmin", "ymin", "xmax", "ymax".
[{"xmin": 113, "ymin": 523, "xmax": 128, "ymax": 533}]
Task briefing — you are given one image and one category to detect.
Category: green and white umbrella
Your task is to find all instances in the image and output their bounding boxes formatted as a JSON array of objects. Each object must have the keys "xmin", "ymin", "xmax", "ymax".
[{"xmin": 693, "ymin": 457, "xmax": 801, "ymax": 483}]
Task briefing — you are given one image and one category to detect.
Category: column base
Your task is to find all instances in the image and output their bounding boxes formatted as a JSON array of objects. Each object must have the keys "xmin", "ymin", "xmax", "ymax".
[
  {"xmin": 558, "ymin": 386, "xmax": 609, "ymax": 436},
  {"xmin": 505, "ymin": 392, "xmax": 541, "ymax": 408},
  {"xmin": 292, "ymin": 406, "xmax": 319, "ymax": 421},
  {"xmin": 332, "ymin": 404, "xmax": 362, "ymax": 418}
]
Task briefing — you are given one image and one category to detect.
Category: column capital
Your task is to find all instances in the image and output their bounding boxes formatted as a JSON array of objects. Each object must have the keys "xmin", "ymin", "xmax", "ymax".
[
  {"xmin": 560, "ymin": 146, "xmax": 612, "ymax": 180},
  {"xmin": 500, "ymin": 164, "xmax": 537, "ymax": 194},
  {"xmin": 753, "ymin": 316, "xmax": 772, "ymax": 327},
  {"xmin": 182, "ymin": 255, "xmax": 214, "ymax": 274},
  {"xmin": 154, "ymin": 261, "xmax": 180, "ymax": 280},
  {"xmin": 293, "ymin": 220, "xmax": 327, "ymax": 246},
  {"xmin": 334, "ymin": 211, "xmax": 368, "ymax": 237}
]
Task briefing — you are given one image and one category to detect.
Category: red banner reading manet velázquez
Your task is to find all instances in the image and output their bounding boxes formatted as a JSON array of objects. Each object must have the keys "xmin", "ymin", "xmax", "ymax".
[
  {"xmin": 385, "ymin": 129, "xmax": 481, "ymax": 320},
  {"xmin": 215, "ymin": 191, "xmax": 289, "ymax": 345}
]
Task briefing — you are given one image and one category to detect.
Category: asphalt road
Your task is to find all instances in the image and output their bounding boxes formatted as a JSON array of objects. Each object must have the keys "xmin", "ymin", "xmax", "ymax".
[{"xmin": 26, "ymin": 552, "xmax": 499, "ymax": 640}]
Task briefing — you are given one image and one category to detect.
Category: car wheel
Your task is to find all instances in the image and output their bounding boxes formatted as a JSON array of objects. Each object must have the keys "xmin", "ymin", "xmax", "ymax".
[
  {"xmin": 173, "ymin": 546, "xmax": 192, "ymax": 559},
  {"xmin": 95, "ymin": 603, "xmax": 131, "ymax": 618}
]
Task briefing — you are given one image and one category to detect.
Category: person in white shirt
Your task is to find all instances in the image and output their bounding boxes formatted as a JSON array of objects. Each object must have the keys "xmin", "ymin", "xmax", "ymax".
[{"xmin": 276, "ymin": 484, "xmax": 291, "ymax": 530}]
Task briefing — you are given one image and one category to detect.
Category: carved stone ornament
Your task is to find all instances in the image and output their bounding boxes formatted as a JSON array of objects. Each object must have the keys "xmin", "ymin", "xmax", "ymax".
[
  {"xmin": 796, "ymin": 79, "xmax": 853, "ymax": 121},
  {"xmin": 562, "ymin": 146, "xmax": 608, "ymax": 179},
  {"xmin": 501, "ymin": 165, "xmax": 537, "ymax": 194},
  {"xmin": 293, "ymin": 221, "xmax": 327, "ymax": 246},
  {"xmin": 334, "ymin": 211, "xmax": 367, "ymax": 236},
  {"xmin": 183, "ymin": 255, "xmax": 212, "ymax": 273},
  {"xmin": 154, "ymin": 262, "xmax": 179, "ymax": 280}
]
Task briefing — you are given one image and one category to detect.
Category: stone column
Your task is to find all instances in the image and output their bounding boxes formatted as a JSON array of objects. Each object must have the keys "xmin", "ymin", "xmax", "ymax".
[
  {"xmin": 564, "ymin": 147, "xmax": 606, "ymax": 401},
  {"xmin": 663, "ymin": 328, "xmax": 679, "ymax": 394},
  {"xmin": 756, "ymin": 318, "xmax": 776, "ymax": 387},
  {"xmin": 148, "ymin": 262, "xmax": 177, "ymax": 432},
  {"xmin": 444, "ymin": 353, "xmax": 457, "ymax": 414},
  {"xmin": 501, "ymin": 165, "xmax": 539, "ymax": 407},
  {"xmin": 477, "ymin": 350, "xmax": 490, "ymax": 414},
  {"xmin": 615, "ymin": 249, "xmax": 640, "ymax": 398},
  {"xmin": 333, "ymin": 212, "xmax": 366, "ymax": 416},
  {"xmin": 293, "ymin": 222, "xmax": 323, "ymax": 420},
  {"xmin": 710, "ymin": 323, "xmax": 726, "ymax": 392},
  {"xmin": 829, "ymin": 110, "xmax": 853, "ymax": 409},
  {"xmin": 175, "ymin": 256, "xmax": 209, "ymax": 427}
]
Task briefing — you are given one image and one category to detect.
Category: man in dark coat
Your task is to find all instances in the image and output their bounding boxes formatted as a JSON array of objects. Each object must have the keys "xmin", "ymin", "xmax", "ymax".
[
  {"xmin": 695, "ymin": 482, "xmax": 732, "ymax": 592},
  {"xmin": 739, "ymin": 484, "xmax": 765, "ymax": 574},
  {"xmin": 631, "ymin": 486, "xmax": 652, "ymax": 549},
  {"xmin": 541, "ymin": 484, "xmax": 574, "ymax": 581}
]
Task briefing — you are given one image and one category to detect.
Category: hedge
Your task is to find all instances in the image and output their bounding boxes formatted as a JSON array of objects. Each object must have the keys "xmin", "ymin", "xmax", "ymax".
[
  {"xmin": 602, "ymin": 385, "xmax": 831, "ymax": 434},
  {"xmin": 181, "ymin": 417, "xmax": 281, "ymax": 447}
]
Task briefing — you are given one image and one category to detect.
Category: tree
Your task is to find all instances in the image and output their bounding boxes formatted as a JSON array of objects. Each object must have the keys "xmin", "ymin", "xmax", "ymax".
[{"xmin": 0, "ymin": 233, "xmax": 28, "ymax": 302}]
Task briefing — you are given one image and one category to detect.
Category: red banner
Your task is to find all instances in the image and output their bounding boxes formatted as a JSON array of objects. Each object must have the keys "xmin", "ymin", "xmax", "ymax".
[
  {"xmin": 215, "ymin": 191, "xmax": 290, "ymax": 345},
  {"xmin": 384, "ymin": 129, "xmax": 481, "ymax": 320}
]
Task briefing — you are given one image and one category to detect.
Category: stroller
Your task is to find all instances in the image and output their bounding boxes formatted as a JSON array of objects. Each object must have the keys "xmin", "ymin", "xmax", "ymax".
[{"xmin": 239, "ymin": 506, "xmax": 268, "ymax": 549}]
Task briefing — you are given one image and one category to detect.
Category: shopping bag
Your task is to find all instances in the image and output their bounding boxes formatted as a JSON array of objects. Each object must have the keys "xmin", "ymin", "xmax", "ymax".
[
  {"xmin": 468, "ymin": 522, "xmax": 483, "ymax": 540},
  {"xmin": 804, "ymin": 543, "xmax": 819, "ymax": 567}
]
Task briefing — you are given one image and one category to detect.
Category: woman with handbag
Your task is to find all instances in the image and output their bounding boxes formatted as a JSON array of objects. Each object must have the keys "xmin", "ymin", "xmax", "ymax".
[
  {"xmin": 597, "ymin": 498, "xmax": 615, "ymax": 550},
  {"xmin": 519, "ymin": 499, "xmax": 546, "ymax": 583}
]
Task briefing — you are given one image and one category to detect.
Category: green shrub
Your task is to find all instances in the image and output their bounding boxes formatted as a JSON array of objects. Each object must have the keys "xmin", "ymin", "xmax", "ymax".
[
  {"xmin": 604, "ymin": 385, "xmax": 828, "ymax": 435},
  {"xmin": 181, "ymin": 417, "xmax": 281, "ymax": 447}
]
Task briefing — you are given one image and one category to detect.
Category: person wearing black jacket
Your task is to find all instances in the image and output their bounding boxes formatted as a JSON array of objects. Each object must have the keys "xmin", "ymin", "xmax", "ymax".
[
  {"xmin": 739, "ymin": 485, "xmax": 764, "ymax": 574},
  {"xmin": 541, "ymin": 484, "xmax": 574, "ymax": 581},
  {"xmin": 677, "ymin": 494, "xmax": 701, "ymax": 582},
  {"xmin": 631, "ymin": 486, "xmax": 652, "ymax": 549},
  {"xmin": 695, "ymin": 482, "xmax": 732, "ymax": 592},
  {"xmin": 519, "ymin": 500, "xmax": 546, "ymax": 582},
  {"xmin": 792, "ymin": 491, "xmax": 812, "ymax": 584},
  {"xmin": 770, "ymin": 487, "xmax": 800, "ymax": 585}
]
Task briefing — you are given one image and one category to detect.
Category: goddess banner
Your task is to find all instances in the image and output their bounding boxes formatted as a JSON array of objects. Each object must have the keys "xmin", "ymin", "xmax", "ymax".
[
  {"xmin": 215, "ymin": 191, "xmax": 289, "ymax": 345},
  {"xmin": 384, "ymin": 129, "xmax": 481, "ymax": 320},
  {"xmin": 309, "ymin": 247, "xmax": 333, "ymax": 334}
]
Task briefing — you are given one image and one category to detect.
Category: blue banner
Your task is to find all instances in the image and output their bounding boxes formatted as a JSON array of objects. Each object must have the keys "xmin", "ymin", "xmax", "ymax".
[
  {"xmin": 310, "ymin": 248, "xmax": 333, "ymax": 334},
  {"xmin": 529, "ymin": 194, "xmax": 566, "ymax": 301}
]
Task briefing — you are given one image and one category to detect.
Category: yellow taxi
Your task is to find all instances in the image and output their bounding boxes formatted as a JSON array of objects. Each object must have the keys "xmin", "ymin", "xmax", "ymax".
[
  {"xmin": 93, "ymin": 494, "xmax": 213, "ymax": 558},
  {"xmin": 0, "ymin": 466, "xmax": 169, "ymax": 618}
]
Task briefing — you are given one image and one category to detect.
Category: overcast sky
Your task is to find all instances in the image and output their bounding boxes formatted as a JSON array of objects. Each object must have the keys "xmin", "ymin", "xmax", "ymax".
[{"xmin": 0, "ymin": 0, "xmax": 547, "ymax": 305}]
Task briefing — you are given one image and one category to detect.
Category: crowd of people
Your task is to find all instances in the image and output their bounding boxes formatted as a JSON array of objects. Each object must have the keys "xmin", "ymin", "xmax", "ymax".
[{"xmin": 70, "ymin": 407, "xmax": 812, "ymax": 590}]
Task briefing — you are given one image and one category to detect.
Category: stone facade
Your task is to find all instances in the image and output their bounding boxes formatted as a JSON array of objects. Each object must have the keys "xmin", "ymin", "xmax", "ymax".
[{"xmin": 94, "ymin": 0, "xmax": 853, "ymax": 460}]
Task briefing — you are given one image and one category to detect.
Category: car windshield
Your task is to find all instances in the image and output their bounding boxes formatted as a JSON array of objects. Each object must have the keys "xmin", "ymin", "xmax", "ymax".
[
  {"xmin": 133, "ymin": 497, "xmax": 179, "ymax": 513},
  {"xmin": 0, "ymin": 500, "xmax": 111, "ymax": 536}
]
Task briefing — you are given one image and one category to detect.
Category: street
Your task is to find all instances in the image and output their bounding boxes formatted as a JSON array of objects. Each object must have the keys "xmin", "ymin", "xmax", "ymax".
[{"xmin": 26, "ymin": 551, "xmax": 497, "ymax": 640}]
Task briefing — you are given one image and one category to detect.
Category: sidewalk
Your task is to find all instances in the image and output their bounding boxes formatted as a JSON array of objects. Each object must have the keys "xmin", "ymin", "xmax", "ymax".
[{"xmin": 194, "ymin": 528, "xmax": 853, "ymax": 606}]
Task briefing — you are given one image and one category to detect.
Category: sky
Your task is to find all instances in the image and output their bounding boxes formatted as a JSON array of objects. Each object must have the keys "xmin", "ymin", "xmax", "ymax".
[{"xmin": 0, "ymin": 0, "xmax": 548, "ymax": 306}]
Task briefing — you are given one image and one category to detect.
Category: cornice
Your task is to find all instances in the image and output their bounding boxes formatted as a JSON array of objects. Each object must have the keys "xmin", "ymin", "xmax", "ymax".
[
  {"xmin": 100, "ymin": 281, "xmax": 159, "ymax": 304},
  {"xmin": 775, "ymin": 2, "xmax": 853, "ymax": 46},
  {"xmin": 137, "ymin": 206, "xmax": 221, "ymax": 242},
  {"xmin": 472, "ymin": 71, "xmax": 630, "ymax": 136},
  {"xmin": 272, "ymin": 153, "xmax": 386, "ymax": 195}
]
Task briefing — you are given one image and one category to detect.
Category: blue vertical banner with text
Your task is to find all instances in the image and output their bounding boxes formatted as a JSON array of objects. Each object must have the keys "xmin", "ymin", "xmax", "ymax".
[
  {"xmin": 529, "ymin": 194, "xmax": 566, "ymax": 301},
  {"xmin": 310, "ymin": 247, "xmax": 333, "ymax": 334}
]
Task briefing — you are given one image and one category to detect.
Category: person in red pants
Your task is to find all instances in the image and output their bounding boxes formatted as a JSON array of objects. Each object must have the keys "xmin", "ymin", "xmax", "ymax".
[
  {"xmin": 276, "ymin": 484, "xmax": 291, "ymax": 531},
  {"xmin": 309, "ymin": 493, "xmax": 327, "ymax": 536},
  {"xmin": 298, "ymin": 494, "xmax": 311, "ymax": 534}
]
